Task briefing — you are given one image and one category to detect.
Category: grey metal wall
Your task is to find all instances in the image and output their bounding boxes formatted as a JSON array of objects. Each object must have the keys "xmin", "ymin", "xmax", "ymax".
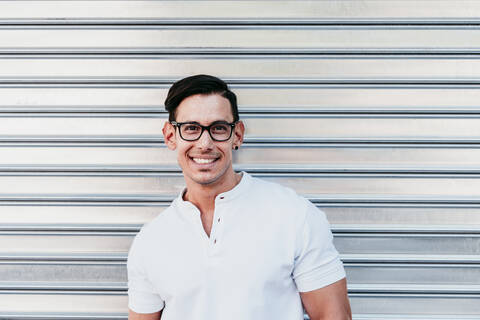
[{"xmin": 0, "ymin": 1, "xmax": 479, "ymax": 319}]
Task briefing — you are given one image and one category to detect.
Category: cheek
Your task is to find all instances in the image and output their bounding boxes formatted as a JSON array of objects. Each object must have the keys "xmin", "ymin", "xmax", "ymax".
[
  {"xmin": 175, "ymin": 144, "xmax": 190, "ymax": 161},
  {"xmin": 222, "ymin": 147, "xmax": 233, "ymax": 160}
]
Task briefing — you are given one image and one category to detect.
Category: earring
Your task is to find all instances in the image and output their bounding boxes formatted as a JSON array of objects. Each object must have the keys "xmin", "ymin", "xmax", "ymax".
[{"xmin": 234, "ymin": 146, "xmax": 239, "ymax": 150}]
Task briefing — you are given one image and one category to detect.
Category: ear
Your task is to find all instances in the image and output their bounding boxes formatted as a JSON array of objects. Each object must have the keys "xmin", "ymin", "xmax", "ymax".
[
  {"xmin": 233, "ymin": 120, "xmax": 245, "ymax": 148},
  {"xmin": 163, "ymin": 121, "xmax": 177, "ymax": 150}
]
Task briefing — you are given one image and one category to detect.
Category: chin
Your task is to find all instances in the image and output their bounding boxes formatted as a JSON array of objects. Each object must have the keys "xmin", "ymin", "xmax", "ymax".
[
  {"xmin": 180, "ymin": 157, "xmax": 232, "ymax": 187},
  {"xmin": 186, "ymin": 166, "xmax": 230, "ymax": 186},
  {"xmin": 191, "ymin": 173, "xmax": 223, "ymax": 186}
]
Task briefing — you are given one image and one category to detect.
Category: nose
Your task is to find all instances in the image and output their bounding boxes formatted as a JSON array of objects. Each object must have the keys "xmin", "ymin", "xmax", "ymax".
[{"xmin": 197, "ymin": 128, "xmax": 214, "ymax": 149}]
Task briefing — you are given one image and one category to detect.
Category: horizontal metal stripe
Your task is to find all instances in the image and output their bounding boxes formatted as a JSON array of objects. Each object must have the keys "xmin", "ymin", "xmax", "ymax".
[
  {"xmin": 0, "ymin": 292, "xmax": 479, "ymax": 316},
  {"xmin": 2, "ymin": 283, "xmax": 479, "ymax": 295},
  {"xmin": 0, "ymin": 261, "xmax": 126, "ymax": 290},
  {"xmin": 2, "ymin": 203, "xmax": 480, "ymax": 233},
  {"xmin": 3, "ymin": 27, "xmax": 480, "ymax": 54},
  {"xmin": 350, "ymin": 293, "xmax": 480, "ymax": 315},
  {"xmin": 335, "ymin": 234, "xmax": 480, "ymax": 257},
  {"xmin": 10, "ymin": 283, "xmax": 479, "ymax": 294},
  {"xmin": 0, "ymin": 316, "xmax": 125, "ymax": 320},
  {"xmin": 1, "ymin": 173, "xmax": 480, "ymax": 202},
  {"xmin": 0, "ymin": 232, "xmax": 134, "ymax": 257},
  {"xmin": 334, "ymin": 226, "xmax": 480, "ymax": 234},
  {"xmin": 0, "ymin": 255, "xmax": 126, "ymax": 262},
  {"xmin": 324, "ymin": 205, "xmax": 480, "ymax": 233},
  {"xmin": 3, "ymin": 56, "xmax": 480, "ymax": 84},
  {"xmin": 262, "ymin": 174, "xmax": 480, "ymax": 203},
  {"xmin": 342, "ymin": 254, "xmax": 480, "ymax": 264},
  {"xmin": 235, "ymin": 144, "xmax": 480, "ymax": 172},
  {"xmin": 0, "ymin": 232, "xmax": 478, "ymax": 259},
  {"xmin": 0, "ymin": 173, "xmax": 183, "ymax": 202},
  {"xmin": 4, "ymin": 85, "xmax": 480, "ymax": 113},
  {"xmin": 2, "ymin": 262, "xmax": 480, "ymax": 293},
  {"xmin": 0, "ymin": 143, "xmax": 177, "ymax": 170},
  {"xmin": 235, "ymin": 85, "xmax": 480, "ymax": 113},
  {"xmin": 353, "ymin": 315, "xmax": 480, "ymax": 320},
  {"xmin": 346, "ymin": 263, "xmax": 480, "ymax": 289},
  {"xmin": 0, "ymin": 314, "xmax": 479, "ymax": 320},
  {"xmin": 0, "ymin": 86, "xmax": 166, "ymax": 112},
  {"xmin": 0, "ymin": 203, "xmax": 165, "ymax": 230},
  {"xmin": 0, "ymin": 1, "xmax": 480, "ymax": 23},
  {"xmin": 0, "ymin": 291, "xmax": 127, "ymax": 314},
  {"xmin": 0, "ymin": 260, "xmax": 125, "ymax": 265},
  {"xmin": 0, "ymin": 114, "xmax": 165, "ymax": 141},
  {"xmin": 0, "ymin": 114, "xmax": 479, "ymax": 143},
  {"xmin": 1, "ymin": 143, "xmax": 480, "ymax": 173},
  {"xmin": 0, "ymin": 282, "xmax": 125, "ymax": 291},
  {"xmin": 3, "ymin": 254, "xmax": 476, "ymax": 264},
  {"xmin": 349, "ymin": 284, "xmax": 480, "ymax": 294}
]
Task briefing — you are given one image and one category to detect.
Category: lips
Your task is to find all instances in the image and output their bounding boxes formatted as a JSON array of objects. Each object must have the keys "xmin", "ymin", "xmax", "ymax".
[
  {"xmin": 192, "ymin": 157, "xmax": 216, "ymax": 164},
  {"xmin": 189, "ymin": 154, "xmax": 220, "ymax": 165}
]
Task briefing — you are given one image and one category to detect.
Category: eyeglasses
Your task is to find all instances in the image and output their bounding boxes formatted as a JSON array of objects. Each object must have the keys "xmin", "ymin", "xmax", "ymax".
[{"xmin": 170, "ymin": 120, "xmax": 237, "ymax": 142}]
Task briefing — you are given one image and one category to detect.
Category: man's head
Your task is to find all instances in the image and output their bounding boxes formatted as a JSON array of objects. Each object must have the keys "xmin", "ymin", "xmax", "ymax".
[
  {"xmin": 164, "ymin": 74, "xmax": 239, "ymax": 123},
  {"xmin": 162, "ymin": 75, "xmax": 244, "ymax": 188}
]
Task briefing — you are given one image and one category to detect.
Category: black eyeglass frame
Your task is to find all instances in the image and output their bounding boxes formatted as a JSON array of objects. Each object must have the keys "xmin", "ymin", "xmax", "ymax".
[{"xmin": 170, "ymin": 120, "xmax": 237, "ymax": 142}]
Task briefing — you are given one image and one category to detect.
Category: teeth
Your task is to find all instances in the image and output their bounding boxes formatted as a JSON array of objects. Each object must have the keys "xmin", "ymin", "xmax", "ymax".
[{"xmin": 192, "ymin": 158, "xmax": 215, "ymax": 164}]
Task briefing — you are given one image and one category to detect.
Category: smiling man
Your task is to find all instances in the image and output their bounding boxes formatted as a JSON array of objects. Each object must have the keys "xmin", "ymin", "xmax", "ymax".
[{"xmin": 127, "ymin": 74, "xmax": 351, "ymax": 320}]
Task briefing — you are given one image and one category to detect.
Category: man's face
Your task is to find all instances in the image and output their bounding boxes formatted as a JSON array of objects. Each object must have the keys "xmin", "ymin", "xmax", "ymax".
[{"xmin": 163, "ymin": 93, "xmax": 244, "ymax": 187}]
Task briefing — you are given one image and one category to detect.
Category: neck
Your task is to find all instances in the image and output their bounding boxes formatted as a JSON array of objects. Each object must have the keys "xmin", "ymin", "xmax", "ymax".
[{"xmin": 183, "ymin": 170, "xmax": 241, "ymax": 214}]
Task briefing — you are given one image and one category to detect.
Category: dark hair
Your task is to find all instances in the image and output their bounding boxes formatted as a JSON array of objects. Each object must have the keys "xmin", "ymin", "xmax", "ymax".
[{"xmin": 164, "ymin": 74, "xmax": 239, "ymax": 122}]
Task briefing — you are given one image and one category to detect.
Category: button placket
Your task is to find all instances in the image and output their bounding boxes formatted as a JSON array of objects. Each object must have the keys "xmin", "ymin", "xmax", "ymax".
[
  {"xmin": 209, "ymin": 197, "xmax": 225, "ymax": 254},
  {"xmin": 210, "ymin": 217, "xmax": 219, "ymax": 250}
]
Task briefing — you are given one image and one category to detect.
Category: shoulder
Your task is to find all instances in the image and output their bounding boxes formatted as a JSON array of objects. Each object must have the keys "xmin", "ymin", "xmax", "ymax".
[
  {"xmin": 249, "ymin": 175, "xmax": 309, "ymax": 208},
  {"xmin": 248, "ymin": 175, "xmax": 296, "ymax": 196},
  {"xmin": 247, "ymin": 175, "xmax": 313, "ymax": 223},
  {"xmin": 131, "ymin": 203, "xmax": 176, "ymax": 249}
]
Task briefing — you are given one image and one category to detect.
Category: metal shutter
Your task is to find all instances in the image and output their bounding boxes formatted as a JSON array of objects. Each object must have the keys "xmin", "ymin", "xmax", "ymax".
[{"xmin": 0, "ymin": 1, "xmax": 479, "ymax": 319}]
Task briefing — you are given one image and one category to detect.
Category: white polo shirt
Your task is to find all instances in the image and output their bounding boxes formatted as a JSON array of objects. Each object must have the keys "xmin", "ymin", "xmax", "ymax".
[{"xmin": 127, "ymin": 172, "xmax": 345, "ymax": 320}]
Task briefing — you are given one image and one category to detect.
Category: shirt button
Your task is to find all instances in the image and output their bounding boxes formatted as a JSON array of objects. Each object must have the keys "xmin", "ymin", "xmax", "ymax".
[
  {"xmin": 214, "ymin": 239, "xmax": 217, "ymax": 244},
  {"xmin": 217, "ymin": 218, "xmax": 220, "ymax": 222},
  {"xmin": 220, "ymin": 197, "xmax": 224, "ymax": 200}
]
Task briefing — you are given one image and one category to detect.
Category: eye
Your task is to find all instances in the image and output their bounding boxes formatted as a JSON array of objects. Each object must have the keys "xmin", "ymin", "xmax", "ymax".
[
  {"xmin": 211, "ymin": 124, "xmax": 228, "ymax": 133},
  {"xmin": 184, "ymin": 124, "xmax": 200, "ymax": 132}
]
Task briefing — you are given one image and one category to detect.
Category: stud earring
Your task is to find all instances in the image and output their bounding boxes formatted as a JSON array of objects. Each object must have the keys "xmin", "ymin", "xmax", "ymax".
[{"xmin": 234, "ymin": 146, "xmax": 239, "ymax": 150}]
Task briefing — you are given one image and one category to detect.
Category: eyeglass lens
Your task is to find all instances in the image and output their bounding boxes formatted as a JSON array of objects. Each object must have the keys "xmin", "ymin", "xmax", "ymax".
[{"xmin": 179, "ymin": 123, "xmax": 232, "ymax": 141}]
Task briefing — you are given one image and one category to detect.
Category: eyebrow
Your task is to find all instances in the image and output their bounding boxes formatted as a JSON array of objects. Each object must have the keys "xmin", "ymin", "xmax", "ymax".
[{"xmin": 176, "ymin": 119, "xmax": 232, "ymax": 124}]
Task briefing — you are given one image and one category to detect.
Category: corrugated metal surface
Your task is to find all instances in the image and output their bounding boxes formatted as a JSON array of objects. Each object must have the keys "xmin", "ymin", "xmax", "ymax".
[{"xmin": 0, "ymin": 1, "xmax": 479, "ymax": 319}]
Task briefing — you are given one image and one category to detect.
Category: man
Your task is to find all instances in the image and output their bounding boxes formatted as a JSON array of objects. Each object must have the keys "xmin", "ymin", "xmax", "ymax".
[{"xmin": 127, "ymin": 74, "xmax": 352, "ymax": 320}]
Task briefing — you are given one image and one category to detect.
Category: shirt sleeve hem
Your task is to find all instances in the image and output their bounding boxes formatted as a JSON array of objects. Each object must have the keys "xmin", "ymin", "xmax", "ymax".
[
  {"xmin": 295, "ymin": 262, "xmax": 346, "ymax": 293},
  {"xmin": 128, "ymin": 302, "xmax": 164, "ymax": 314}
]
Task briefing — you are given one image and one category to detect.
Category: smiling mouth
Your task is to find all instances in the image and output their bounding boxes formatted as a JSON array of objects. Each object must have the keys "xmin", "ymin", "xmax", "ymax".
[{"xmin": 190, "ymin": 157, "xmax": 218, "ymax": 164}]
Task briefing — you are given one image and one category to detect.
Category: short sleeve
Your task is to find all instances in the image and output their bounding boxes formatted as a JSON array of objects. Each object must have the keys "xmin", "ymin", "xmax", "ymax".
[
  {"xmin": 127, "ymin": 234, "xmax": 165, "ymax": 313},
  {"xmin": 292, "ymin": 200, "xmax": 346, "ymax": 292}
]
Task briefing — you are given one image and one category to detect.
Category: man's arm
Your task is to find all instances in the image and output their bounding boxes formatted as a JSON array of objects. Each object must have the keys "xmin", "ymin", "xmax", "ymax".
[
  {"xmin": 128, "ymin": 309, "xmax": 162, "ymax": 320},
  {"xmin": 300, "ymin": 278, "xmax": 352, "ymax": 320}
]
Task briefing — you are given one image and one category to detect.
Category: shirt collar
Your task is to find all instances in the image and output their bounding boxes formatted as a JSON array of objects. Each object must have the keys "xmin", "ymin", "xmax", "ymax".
[
  {"xmin": 215, "ymin": 171, "xmax": 251, "ymax": 202},
  {"xmin": 174, "ymin": 171, "xmax": 251, "ymax": 214}
]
